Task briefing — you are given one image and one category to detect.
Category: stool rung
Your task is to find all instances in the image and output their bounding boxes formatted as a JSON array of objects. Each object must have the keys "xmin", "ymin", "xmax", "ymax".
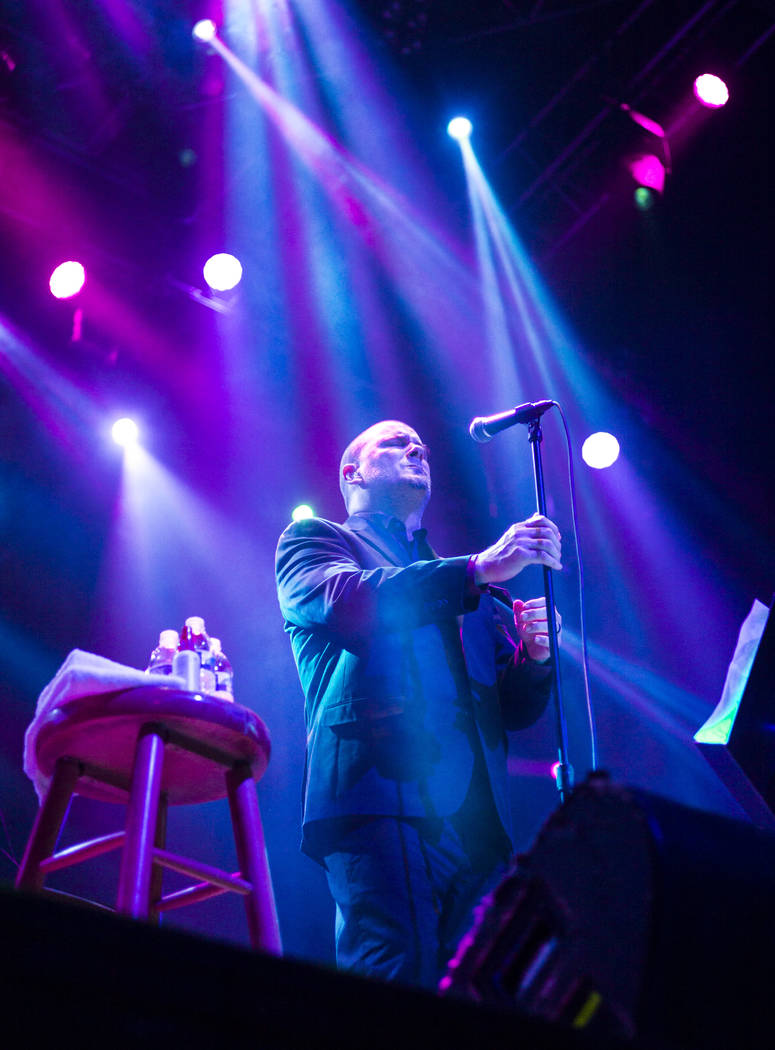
[
  {"xmin": 41, "ymin": 887, "xmax": 116, "ymax": 913},
  {"xmin": 156, "ymin": 880, "xmax": 237, "ymax": 912},
  {"xmin": 152, "ymin": 847, "xmax": 252, "ymax": 895},
  {"xmin": 39, "ymin": 831, "xmax": 126, "ymax": 874}
]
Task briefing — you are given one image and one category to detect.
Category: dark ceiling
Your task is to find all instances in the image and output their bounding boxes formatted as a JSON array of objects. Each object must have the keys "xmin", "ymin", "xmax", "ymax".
[
  {"xmin": 1, "ymin": 0, "xmax": 773, "ymax": 660},
  {"xmin": 1, "ymin": 0, "xmax": 772, "ymax": 619},
  {"xmin": 3, "ymin": 2, "xmax": 773, "ymax": 250}
]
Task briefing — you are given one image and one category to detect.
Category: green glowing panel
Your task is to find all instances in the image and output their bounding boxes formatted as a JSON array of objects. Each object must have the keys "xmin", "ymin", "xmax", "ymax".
[
  {"xmin": 694, "ymin": 708, "xmax": 739, "ymax": 746},
  {"xmin": 694, "ymin": 599, "xmax": 769, "ymax": 746}
]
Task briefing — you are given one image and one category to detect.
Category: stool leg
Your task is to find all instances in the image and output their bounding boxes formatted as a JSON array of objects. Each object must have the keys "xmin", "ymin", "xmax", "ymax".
[
  {"xmin": 16, "ymin": 756, "xmax": 81, "ymax": 892},
  {"xmin": 149, "ymin": 792, "xmax": 168, "ymax": 924},
  {"xmin": 117, "ymin": 725, "xmax": 165, "ymax": 919},
  {"xmin": 226, "ymin": 763, "xmax": 282, "ymax": 955}
]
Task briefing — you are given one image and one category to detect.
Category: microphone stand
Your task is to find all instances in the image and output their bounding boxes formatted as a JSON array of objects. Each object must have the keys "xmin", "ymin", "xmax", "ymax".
[{"xmin": 527, "ymin": 415, "xmax": 573, "ymax": 803}]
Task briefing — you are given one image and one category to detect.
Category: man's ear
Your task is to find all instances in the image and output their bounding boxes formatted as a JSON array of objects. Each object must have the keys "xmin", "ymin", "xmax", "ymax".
[{"xmin": 342, "ymin": 464, "xmax": 361, "ymax": 484}]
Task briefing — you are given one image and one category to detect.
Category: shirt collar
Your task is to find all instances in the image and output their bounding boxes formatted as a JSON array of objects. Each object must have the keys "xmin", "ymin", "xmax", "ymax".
[{"xmin": 348, "ymin": 511, "xmax": 428, "ymax": 546}]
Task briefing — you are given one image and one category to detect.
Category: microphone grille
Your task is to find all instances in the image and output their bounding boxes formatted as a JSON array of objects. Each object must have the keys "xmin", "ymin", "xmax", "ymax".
[{"xmin": 468, "ymin": 418, "xmax": 491, "ymax": 443}]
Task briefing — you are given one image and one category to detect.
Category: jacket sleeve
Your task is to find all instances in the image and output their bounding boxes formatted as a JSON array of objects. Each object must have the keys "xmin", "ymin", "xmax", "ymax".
[
  {"xmin": 491, "ymin": 597, "xmax": 553, "ymax": 730},
  {"xmin": 275, "ymin": 517, "xmax": 477, "ymax": 645}
]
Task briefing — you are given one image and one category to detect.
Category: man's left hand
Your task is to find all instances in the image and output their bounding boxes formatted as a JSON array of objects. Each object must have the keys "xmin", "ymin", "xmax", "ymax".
[{"xmin": 513, "ymin": 597, "xmax": 562, "ymax": 663}]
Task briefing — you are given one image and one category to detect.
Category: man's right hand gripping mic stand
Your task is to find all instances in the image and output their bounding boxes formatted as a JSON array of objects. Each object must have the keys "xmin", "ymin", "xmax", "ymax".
[{"xmin": 469, "ymin": 400, "xmax": 573, "ymax": 802}]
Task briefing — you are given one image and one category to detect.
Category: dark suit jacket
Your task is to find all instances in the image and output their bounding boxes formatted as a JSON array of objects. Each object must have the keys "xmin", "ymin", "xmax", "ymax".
[{"xmin": 275, "ymin": 512, "xmax": 551, "ymax": 860}]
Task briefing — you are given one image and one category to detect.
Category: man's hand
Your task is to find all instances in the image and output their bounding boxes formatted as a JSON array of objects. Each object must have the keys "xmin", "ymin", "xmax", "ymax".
[
  {"xmin": 472, "ymin": 513, "xmax": 562, "ymax": 584},
  {"xmin": 513, "ymin": 597, "xmax": 562, "ymax": 663}
]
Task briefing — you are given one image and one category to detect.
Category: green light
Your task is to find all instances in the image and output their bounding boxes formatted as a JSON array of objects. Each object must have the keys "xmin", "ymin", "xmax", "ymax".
[
  {"xmin": 694, "ymin": 711, "xmax": 737, "ymax": 746},
  {"xmin": 292, "ymin": 503, "xmax": 315, "ymax": 522},
  {"xmin": 634, "ymin": 187, "xmax": 654, "ymax": 210}
]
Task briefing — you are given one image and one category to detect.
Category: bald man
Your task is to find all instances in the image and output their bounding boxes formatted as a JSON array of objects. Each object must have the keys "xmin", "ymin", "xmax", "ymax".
[{"xmin": 275, "ymin": 420, "xmax": 562, "ymax": 989}]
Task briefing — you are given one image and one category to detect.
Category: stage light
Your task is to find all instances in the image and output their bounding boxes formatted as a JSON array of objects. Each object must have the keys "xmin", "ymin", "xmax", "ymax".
[
  {"xmin": 112, "ymin": 417, "xmax": 139, "ymax": 448},
  {"xmin": 582, "ymin": 432, "xmax": 620, "ymax": 469},
  {"xmin": 203, "ymin": 253, "xmax": 243, "ymax": 292},
  {"xmin": 192, "ymin": 19, "xmax": 217, "ymax": 43},
  {"xmin": 628, "ymin": 154, "xmax": 666, "ymax": 194},
  {"xmin": 694, "ymin": 74, "xmax": 729, "ymax": 109},
  {"xmin": 291, "ymin": 504, "xmax": 315, "ymax": 522},
  {"xmin": 49, "ymin": 261, "xmax": 86, "ymax": 300},
  {"xmin": 634, "ymin": 186, "xmax": 655, "ymax": 210},
  {"xmin": 447, "ymin": 116, "xmax": 472, "ymax": 141},
  {"xmin": 620, "ymin": 103, "xmax": 666, "ymax": 140}
]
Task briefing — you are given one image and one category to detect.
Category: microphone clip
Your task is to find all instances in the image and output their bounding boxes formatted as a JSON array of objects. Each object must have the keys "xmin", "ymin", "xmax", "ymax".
[{"xmin": 469, "ymin": 400, "xmax": 556, "ymax": 443}]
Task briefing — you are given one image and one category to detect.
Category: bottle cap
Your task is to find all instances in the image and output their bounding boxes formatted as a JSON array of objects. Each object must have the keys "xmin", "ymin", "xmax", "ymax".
[
  {"xmin": 185, "ymin": 616, "xmax": 206, "ymax": 634},
  {"xmin": 159, "ymin": 629, "xmax": 180, "ymax": 649}
]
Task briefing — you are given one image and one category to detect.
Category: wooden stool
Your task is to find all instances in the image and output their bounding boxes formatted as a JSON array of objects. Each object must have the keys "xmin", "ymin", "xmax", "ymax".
[{"xmin": 16, "ymin": 685, "xmax": 281, "ymax": 953}]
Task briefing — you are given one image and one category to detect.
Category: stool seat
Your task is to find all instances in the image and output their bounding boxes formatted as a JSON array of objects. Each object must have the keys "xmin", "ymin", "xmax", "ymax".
[
  {"xmin": 17, "ymin": 683, "xmax": 281, "ymax": 953},
  {"xmin": 34, "ymin": 685, "xmax": 270, "ymax": 805}
]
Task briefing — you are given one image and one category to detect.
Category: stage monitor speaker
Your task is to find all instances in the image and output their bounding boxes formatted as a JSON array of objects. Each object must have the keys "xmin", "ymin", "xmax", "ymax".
[{"xmin": 442, "ymin": 773, "xmax": 775, "ymax": 1050}]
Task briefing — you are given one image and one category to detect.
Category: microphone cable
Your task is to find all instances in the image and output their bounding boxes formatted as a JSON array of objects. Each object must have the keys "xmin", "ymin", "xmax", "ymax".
[{"xmin": 553, "ymin": 401, "xmax": 597, "ymax": 773}]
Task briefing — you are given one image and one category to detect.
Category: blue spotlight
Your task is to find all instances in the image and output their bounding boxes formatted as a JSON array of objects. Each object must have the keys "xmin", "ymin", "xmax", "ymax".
[
  {"xmin": 582, "ymin": 432, "xmax": 620, "ymax": 469},
  {"xmin": 291, "ymin": 503, "xmax": 315, "ymax": 522},
  {"xmin": 192, "ymin": 19, "xmax": 217, "ymax": 43},
  {"xmin": 447, "ymin": 116, "xmax": 473, "ymax": 141},
  {"xmin": 203, "ymin": 253, "xmax": 243, "ymax": 292},
  {"xmin": 112, "ymin": 417, "xmax": 139, "ymax": 448}
]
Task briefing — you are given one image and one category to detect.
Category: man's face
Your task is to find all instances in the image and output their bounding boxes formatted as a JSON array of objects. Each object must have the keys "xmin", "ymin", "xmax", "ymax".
[{"xmin": 347, "ymin": 420, "xmax": 431, "ymax": 507}]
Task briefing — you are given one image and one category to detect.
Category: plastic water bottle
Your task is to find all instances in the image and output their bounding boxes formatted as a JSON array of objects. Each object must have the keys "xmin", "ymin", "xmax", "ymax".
[
  {"xmin": 179, "ymin": 616, "xmax": 216, "ymax": 692},
  {"xmin": 210, "ymin": 637, "xmax": 234, "ymax": 700},
  {"xmin": 146, "ymin": 629, "xmax": 180, "ymax": 675}
]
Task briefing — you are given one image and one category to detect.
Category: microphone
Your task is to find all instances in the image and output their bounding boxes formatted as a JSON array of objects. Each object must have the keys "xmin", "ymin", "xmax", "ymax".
[{"xmin": 469, "ymin": 400, "xmax": 556, "ymax": 443}]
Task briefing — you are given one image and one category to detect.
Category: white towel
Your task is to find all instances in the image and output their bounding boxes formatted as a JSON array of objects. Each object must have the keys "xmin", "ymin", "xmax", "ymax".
[{"xmin": 24, "ymin": 649, "xmax": 185, "ymax": 802}]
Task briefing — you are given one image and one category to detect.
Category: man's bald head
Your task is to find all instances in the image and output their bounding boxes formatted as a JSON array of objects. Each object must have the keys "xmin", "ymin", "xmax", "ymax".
[{"xmin": 338, "ymin": 420, "xmax": 431, "ymax": 516}]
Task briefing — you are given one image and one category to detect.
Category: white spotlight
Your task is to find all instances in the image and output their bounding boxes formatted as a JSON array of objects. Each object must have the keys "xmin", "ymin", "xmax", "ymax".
[
  {"xmin": 192, "ymin": 19, "xmax": 217, "ymax": 43},
  {"xmin": 447, "ymin": 116, "xmax": 473, "ymax": 141},
  {"xmin": 112, "ymin": 417, "xmax": 140, "ymax": 448},
  {"xmin": 203, "ymin": 253, "xmax": 243, "ymax": 293},
  {"xmin": 582, "ymin": 432, "xmax": 620, "ymax": 469},
  {"xmin": 291, "ymin": 504, "xmax": 315, "ymax": 522}
]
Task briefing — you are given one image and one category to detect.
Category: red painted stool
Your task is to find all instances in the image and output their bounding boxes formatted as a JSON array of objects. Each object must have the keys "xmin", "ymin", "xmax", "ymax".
[{"xmin": 16, "ymin": 685, "xmax": 282, "ymax": 954}]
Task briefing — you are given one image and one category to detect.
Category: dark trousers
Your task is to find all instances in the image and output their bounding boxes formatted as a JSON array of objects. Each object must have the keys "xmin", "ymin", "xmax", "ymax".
[{"xmin": 323, "ymin": 815, "xmax": 510, "ymax": 990}]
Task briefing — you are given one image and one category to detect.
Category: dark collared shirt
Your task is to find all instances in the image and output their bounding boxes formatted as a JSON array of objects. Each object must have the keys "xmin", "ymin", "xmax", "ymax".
[{"xmin": 351, "ymin": 511, "xmax": 482, "ymax": 608}]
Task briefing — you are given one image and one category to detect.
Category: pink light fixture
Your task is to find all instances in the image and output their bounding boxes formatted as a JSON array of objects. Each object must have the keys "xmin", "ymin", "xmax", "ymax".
[
  {"xmin": 628, "ymin": 154, "xmax": 666, "ymax": 194},
  {"xmin": 694, "ymin": 74, "xmax": 729, "ymax": 109},
  {"xmin": 49, "ymin": 261, "xmax": 86, "ymax": 299}
]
